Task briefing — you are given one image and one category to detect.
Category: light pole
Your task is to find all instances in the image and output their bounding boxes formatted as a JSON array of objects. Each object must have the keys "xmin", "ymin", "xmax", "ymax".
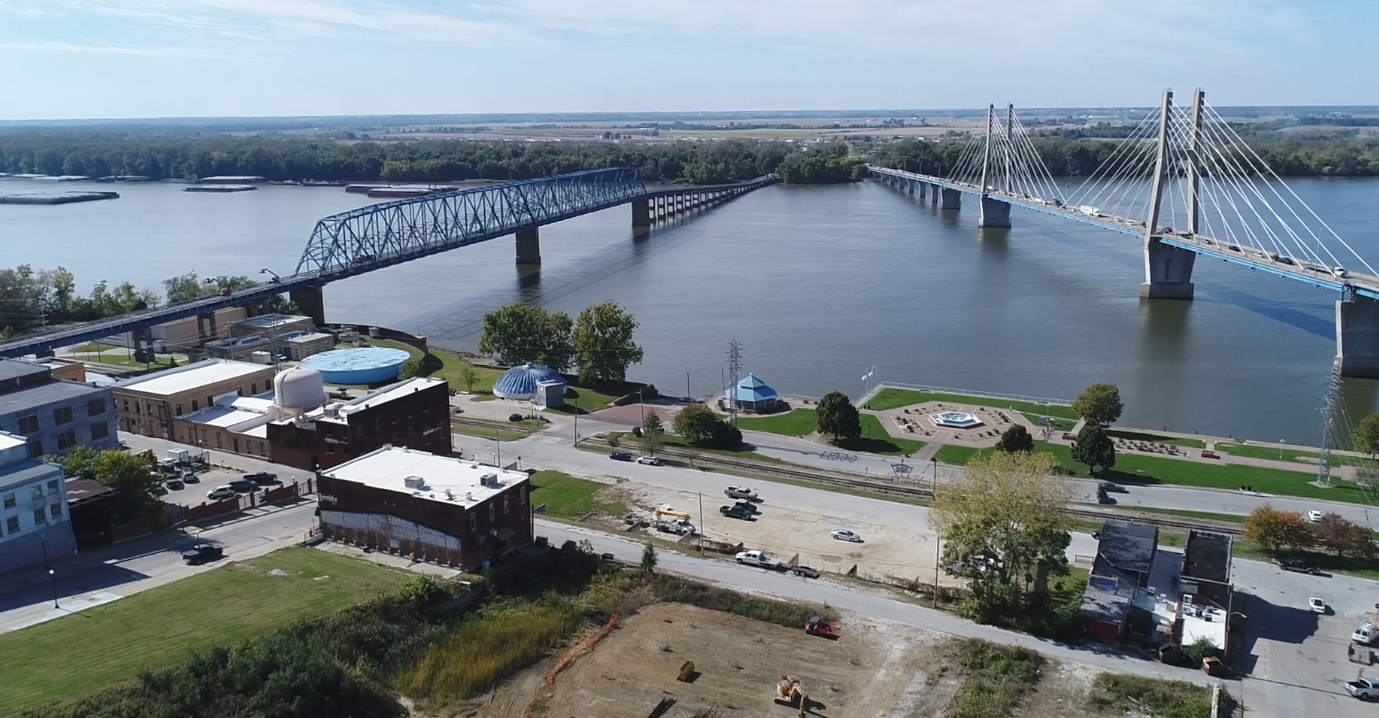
[
  {"xmin": 638, "ymin": 387, "xmax": 646, "ymax": 427},
  {"xmin": 41, "ymin": 535, "xmax": 59, "ymax": 609},
  {"xmin": 1279, "ymin": 439, "xmax": 1286, "ymax": 459},
  {"xmin": 259, "ymin": 268, "xmax": 281, "ymax": 283},
  {"xmin": 931, "ymin": 456, "xmax": 940, "ymax": 608},
  {"xmin": 573, "ymin": 393, "xmax": 581, "ymax": 444}
]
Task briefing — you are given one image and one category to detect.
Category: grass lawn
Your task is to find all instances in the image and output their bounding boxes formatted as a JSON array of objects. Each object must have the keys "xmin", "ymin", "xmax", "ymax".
[
  {"xmin": 72, "ymin": 341, "xmax": 120, "ymax": 353},
  {"xmin": 529, "ymin": 470, "xmax": 626, "ymax": 519},
  {"xmin": 607, "ymin": 431, "xmax": 785, "ymax": 464},
  {"xmin": 452, "ymin": 422, "xmax": 535, "ymax": 443},
  {"xmin": 833, "ymin": 413, "xmax": 926, "ymax": 457},
  {"xmin": 1088, "ymin": 674, "xmax": 1213, "ymax": 718},
  {"xmin": 1019, "ymin": 412, "xmax": 1076, "ymax": 432},
  {"xmin": 1217, "ymin": 442, "xmax": 1361, "ymax": 467},
  {"xmin": 866, "ymin": 387, "xmax": 1078, "ymax": 420},
  {"xmin": 0, "ymin": 547, "xmax": 409, "ymax": 714},
  {"xmin": 1128, "ymin": 506, "xmax": 1246, "ymax": 524},
  {"xmin": 72, "ymin": 352, "xmax": 177, "ymax": 369},
  {"xmin": 737, "ymin": 408, "xmax": 817, "ymax": 436},
  {"xmin": 1107, "ymin": 429, "xmax": 1207, "ymax": 449},
  {"xmin": 943, "ymin": 639, "xmax": 1046, "ymax": 718}
]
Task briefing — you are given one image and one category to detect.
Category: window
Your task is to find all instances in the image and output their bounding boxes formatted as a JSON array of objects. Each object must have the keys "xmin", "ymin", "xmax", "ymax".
[
  {"xmin": 57, "ymin": 431, "xmax": 76, "ymax": 451},
  {"xmin": 175, "ymin": 404, "xmax": 183, "ymax": 417},
  {"xmin": 31, "ymin": 485, "xmax": 44, "ymax": 501},
  {"xmin": 520, "ymin": 488, "xmax": 527, "ymax": 506},
  {"xmin": 191, "ymin": 399, "xmax": 199, "ymax": 412},
  {"xmin": 91, "ymin": 423, "xmax": 110, "ymax": 441},
  {"xmin": 17, "ymin": 415, "xmax": 38, "ymax": 434},
  {"xmin": 251, "ymin": 382, "xmax": 258, "ymax": 394},
  {"xmin": 87, "ymin": 398, "xmax": 106, "ymax": 416},
  {"xmin": 50, "ymin": 503, "xmax": 63, "ymax": 519},
  {"xmin": 122, "ymin": 398, "xmax": 129, "ymax": 412},
  {"xmin": 54, "ymin": 406, "xmax": 73, "ymax": 425},
  {"xmin": 157, "ymin": 405, "xmax": 167, "ymax": 419},
  {"xmin": 26, "ymin": 440, "xmax": 42, "ymax": 458},
  {"xmin": 134, "ymin": 402, "xmax": 141, "ymax": 415},
  {"xmin": 488, "ymin": 503, "xmax": 495, "ymax": 521},
  {"xmin": 33, "ymin": 508, "xmax": 46, "ymax": 524},
  {"xmin": 48, "ymin": 480, "xmax": 59, "ymax": 493},
  {"xmin": 5, "ymin": 516, "xmax": 17, "ymax": 534},
  {"xmin": 2, "ymin": 493, "xmax": 15, "ymax": 509},
  {"xmin": 470, "ymin": 512, "xmax": 477, "ymax": 531},
  {"xmin": 503, "ymin": 496, "xmax": 510, "ymax": 514}
]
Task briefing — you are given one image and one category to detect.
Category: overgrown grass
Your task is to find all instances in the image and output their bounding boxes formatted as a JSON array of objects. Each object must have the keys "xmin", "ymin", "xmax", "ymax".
[
  {"xmin": 0, "ymin": 547, "xmax": 411, "ymax": 714},
  {"xmin": 1107, "ymin": 429, "xmax": 1207, "ymax": 449},
  {"xmin": 737, "ymin": 408, "xmax": 818, "ymax": 436},
  {"xmin": 1129, "ymin": 506, "xmax": 1246, "ymax": 524},
  {"xmin": 529, "ymin": 470, "xmax": 626, "ymax": 519},
  {"xmin": 1087, "ymin": 673, "xmax": 1212, "ymax": 718},
  {"xmin": 945, "ymin": 639, "xmax": 1046, "ymax": 718},
  {"xmin": 867, "ymin": 388, "xmax": 1077, "ymax": 419},
  {"xmin": 833, "ymin": 413, "xmax": 926, "ymax": 456},
  {"xmin": 451, "ymin": 423, "xmax": 532, "ymax": 442},
  {"xmin": 650, "ymin": 574, "xmax": 819, "ymax": 628}
]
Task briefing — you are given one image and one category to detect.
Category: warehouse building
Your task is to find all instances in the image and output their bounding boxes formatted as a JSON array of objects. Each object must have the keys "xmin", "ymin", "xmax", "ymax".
[
  {"xmin": 114, "ymin": 360, "xmax": 275, "ymax": 439},
  {"xmin": 0, "ymin": 430, "xmax": 76, "ymax": 573},
  {"xmin": 0, "ymin": 359, "xmax": 118, "ymax": 457},
  {"xmin": 317, "ymin": 446, "xmax": 531, "ymax": 570}
]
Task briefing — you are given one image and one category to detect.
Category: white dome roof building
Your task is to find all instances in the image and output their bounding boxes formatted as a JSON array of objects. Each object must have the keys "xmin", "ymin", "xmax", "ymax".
[
  {"xmin": 493, "ymin": 363, "xmax": 566, "ymax": 401},
  {"xmin": 273, "ymin": 365, "xmax": 326, "ymax": 417}
]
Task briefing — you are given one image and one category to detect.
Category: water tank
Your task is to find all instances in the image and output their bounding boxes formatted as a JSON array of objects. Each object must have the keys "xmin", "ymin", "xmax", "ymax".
[{"xmin": 274, "ymin": 365, "xmax": 326, "ymax": 410}]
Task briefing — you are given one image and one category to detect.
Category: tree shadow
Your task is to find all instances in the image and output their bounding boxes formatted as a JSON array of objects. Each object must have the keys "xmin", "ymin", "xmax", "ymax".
[{"xmin": 834, "ymin": 437, "xmax": 910, "ymax": 456}]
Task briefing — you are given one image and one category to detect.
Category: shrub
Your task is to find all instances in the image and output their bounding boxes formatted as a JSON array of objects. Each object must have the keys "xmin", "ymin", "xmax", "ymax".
[
  {"xmin": 1088, "ymin": 673, "xmax": 1212, "ymax": 718},
  {"xmin": 650, "ymin": 575, "xmax": 818, "ymax": 628}
]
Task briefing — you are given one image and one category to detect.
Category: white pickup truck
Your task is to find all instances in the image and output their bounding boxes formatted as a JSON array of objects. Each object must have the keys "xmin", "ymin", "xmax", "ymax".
[
  {"xmin": 1344, "ymin": 677, "xmax": 1379, "ymax": 700},
  {"xmin": 735, "ymin": 549, "xmax": 781, "ymax": 569},
  {"xmin": 725, "ymin": 486, "xmax": 758, "ymax": 500}
]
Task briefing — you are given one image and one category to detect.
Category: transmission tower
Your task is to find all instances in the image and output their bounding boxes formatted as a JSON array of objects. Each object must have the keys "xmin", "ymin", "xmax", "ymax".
[
  {"xmin": 727, "ymin": 340, "xmax": 742, "ymax": 426},
  {"xmin": 1319, "ymin": 364, "xmax": 1343, "ymax": 486}
]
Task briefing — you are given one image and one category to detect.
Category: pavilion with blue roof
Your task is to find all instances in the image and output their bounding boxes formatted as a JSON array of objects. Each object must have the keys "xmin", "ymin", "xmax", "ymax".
[
  {"xmin": 494, "ymin": 363, "xmax": 566, "ymax": 405},
  {"xmin": 725, "ymin": 373, "xmax": 782, "ymax": 412}
]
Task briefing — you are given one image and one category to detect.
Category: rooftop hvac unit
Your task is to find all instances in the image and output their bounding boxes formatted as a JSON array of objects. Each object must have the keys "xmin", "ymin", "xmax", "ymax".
[
  {"xmin": 481, "ymin": 473, "xmax": 497, "ymax": 486},
  {"xmin": 403, "ymin": 475, "xmax": 425, "ymax": 489}
]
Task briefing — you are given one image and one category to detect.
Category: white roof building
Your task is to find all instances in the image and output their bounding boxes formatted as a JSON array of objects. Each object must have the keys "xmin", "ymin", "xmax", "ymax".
[
  {"xmin": 116, "ymin": 360, "xmax": 268, "ymax": 396},
  {"xmin": 324, "ymin": 445, "xmax": 527, "ymax": 509}
]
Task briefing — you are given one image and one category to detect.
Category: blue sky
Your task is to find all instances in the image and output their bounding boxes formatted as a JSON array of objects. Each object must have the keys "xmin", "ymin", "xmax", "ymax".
[{"xmin": 0, "ymin": 0, "xmax": 1373, "ymax": 120}]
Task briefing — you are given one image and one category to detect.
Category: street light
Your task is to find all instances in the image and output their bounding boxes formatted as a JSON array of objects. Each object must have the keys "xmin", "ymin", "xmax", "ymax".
[
  {"xmin": 931, "ymin": 456, "xmax": 940, "ymax": 608},
  {"xmin": 41, "ymin": 535, "xmax": 59, "ymax": 610},
  {"xmin": 1279, "ymin": 439, "xmax": 1286, "ymax": 459}
]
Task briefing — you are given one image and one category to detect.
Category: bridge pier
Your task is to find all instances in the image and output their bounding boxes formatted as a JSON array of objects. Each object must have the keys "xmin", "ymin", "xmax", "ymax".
[
  {"xmin": 978, "ymin": 196, "xmax": 1011, "ymax": 228},
  {"xmin": 515, "ymin": 227, "xmax": 541, "ymax": 267},
  {"xmin": 631, "ymin": 198, "xmax": 651, "ymax": 229},
  {"xmin": 196, "ymin": 312, "xmax": 219, "ymax": 341},
  {"xmin": 290, "ymin": 283, "xmax": 327, "ymax": 327},
  {"xmin": 1139, "ymin": 238, "xmax": 1197, "ymax": 300},
  {"xmin": 939, "ymin": 187, "xmax": 962, "ymax": 210},
  {"xmin": 929, "ymin": 183, "xmax": 940, "ymax": 205},
  {"xmin": 1337, "ymin": 296, "xmax": 1379, "ymax": 378}
]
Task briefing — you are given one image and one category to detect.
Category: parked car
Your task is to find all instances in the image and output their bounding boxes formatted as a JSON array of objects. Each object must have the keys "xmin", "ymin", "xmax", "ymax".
[
  {"xmin": 731, "ymin": 501, "xmax": 761, "ymax": 516},
  {"xmin": 608, "ymin": 451, "xmax": 633, "ymax": 462},
  {"xmin": 1344, "ymin": 677, "xmax": 1379, "ymax": 700},
  {"xmin": 1356, "ymin": 622, "xmax": 1379, "ymax": 646},
  {"xmin": 790, "ymin": 565, "xmax": 820, "ymax": 579},
  {"xmin": 166, "ymin": 479, "xmax": 185, "ymax": 491},
  {"xmin": 725, "ymin": 486, "xmax": 758, "ymax": 500},
  {"xmin": 227, "ymin": 478, "xmax": 256, "ymax": 493},
  {"xmin": 831, "ymin": 529, "xmax": 864, "ymax": 543},
  {"xmin": 181, "ymin": 469, "xmax": 200, "ymax": 484},
  {"xmin": 181, "ymin": 543, "xmax": 224, "ymax": 565},
  {"xmin": 207, "ymin": 486, "xmax": 238, "ymax": 501},
  {"xmin": 244, "ymin": 472, "xmax": 280, "ymax": 486},
  {"xmin": 636, "ymin": 456, "xmax": 663, "ymax": 466},
  {"xmin": 508, "ymin": 413, "xmax": 526, "ymax": 422},
  {"xmin": 735, "ymin": 550, "xmax": 781, "ymax": 569},
  {"xmin": 1308, "ymin": 597, "xmax": 1328, "ymax": 614},
  {"xmin": 719, "ymin": 504, "xmax": 755, "ymax": 520},
  {"xmin": 1278, "ymin": 557, "xmax": 1321, "ymax": 575},
  {"xmin": 1308, "ymin": 510, "xmax": 1324, "ymax": 523}
]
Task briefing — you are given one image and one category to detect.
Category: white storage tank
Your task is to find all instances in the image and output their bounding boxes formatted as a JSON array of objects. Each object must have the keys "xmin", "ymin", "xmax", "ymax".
[{"xmin": 274, "ymin": 365, "xmax": 326, "ymax": 411}]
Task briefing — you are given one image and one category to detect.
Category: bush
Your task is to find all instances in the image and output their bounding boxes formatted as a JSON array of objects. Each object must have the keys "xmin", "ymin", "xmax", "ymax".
[
  {"xmin": 947, "ymin": 639, "xmax": 1045, "ymax": 718},
  {"xmin": 650, "ymin": 575, "xmax": 818, "ymax": 628},
  {"xmin": 1088, "ymin": 673, "xmax": 1213, "ymax": 718}
]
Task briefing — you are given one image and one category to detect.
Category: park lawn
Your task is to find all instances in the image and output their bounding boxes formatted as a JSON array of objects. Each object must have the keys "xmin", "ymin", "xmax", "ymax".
[
  {"xmin": 0, "ymin": 547, "xmax": 409, "ymax": 714},
  {"xmin": 935, "ymin": 444, "xmax": 984, "ymax": 465},
  {"xmin": 452, "ymin": 422, "xmax": 535, "ymax": 442},
  {"xmin": 866, "ymin": 387, "xmax": 1078, "ymax": 420},
  {"xmin": 1020, "ymin": 412, "xmax": 1076, "ymax": 432},
  {"xmin": 1216, "ymin": 442, "xmax": 1362, "ymax": 467},
  {"xmin": 529, "ymin": 470, "xmax": 626, "ymax": 519},
  {"xmin": 833, "ymin": 414, "xmax": 926, "ymax": 457},
  {"xmin": 737, "ymin": 409, "xmax": 817, "ymax": 436},
  {"xmin": 72, "ymin": 341, "xmax": 121, "ymax": 353},
  {"xmin": 73, "ymin": 352, "xmax": 177, "ymax": 369},
  {"xmin": 1107, "ymin": 429, "xmax": 1207, "ymax": 449}
]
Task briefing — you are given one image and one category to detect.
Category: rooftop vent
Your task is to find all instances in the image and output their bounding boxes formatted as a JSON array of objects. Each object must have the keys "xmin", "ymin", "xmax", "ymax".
[
  {"xmin": 465, "ymin": 491, "xmax": 473, "ymax": 502},
  {"xmin": 480, "ymin": 473, "xmax": 498, "ymax": 486},
  {"xmin": 403, "ymin": 475, "xmax": 425, "ymax": 489}
]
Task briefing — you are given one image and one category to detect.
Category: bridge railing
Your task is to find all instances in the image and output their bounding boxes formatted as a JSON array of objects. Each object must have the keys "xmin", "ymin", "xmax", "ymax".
[{"xmin": 645, "ymin": 174, "xmax": 776, "ymax": 198}]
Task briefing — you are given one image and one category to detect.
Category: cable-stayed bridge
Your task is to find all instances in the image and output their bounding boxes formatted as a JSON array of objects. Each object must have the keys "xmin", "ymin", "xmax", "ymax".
[{"xmin": 867, "ymin": 90, "xmax": 1379, "ymax": 377}]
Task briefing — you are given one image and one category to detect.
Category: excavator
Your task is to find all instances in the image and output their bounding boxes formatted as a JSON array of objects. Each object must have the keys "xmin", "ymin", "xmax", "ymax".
[{"xmin": 775, "ymin": 675, "xmax": 809, "ymax": 717}]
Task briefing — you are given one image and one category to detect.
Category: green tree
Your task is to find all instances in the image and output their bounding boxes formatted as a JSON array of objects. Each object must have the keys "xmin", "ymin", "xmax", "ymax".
[
  {"xmin": 459, "ymin": 363, "xmax": 479, "ymax": 393},
  {"xmin": 478, "ymin": 302, "xmax": 575, "ymax": 370},
  {"xmin": 1354, "ymin": 413, "xmax": 1379, "ymax": 458},
  {"xmin": 641, "ymin": 541, "xmax": 658, "ymax": 574},
  {"xmin": 641, "ymin": 413, "xmax": 664, "ymax": 456},
  {"xmin": 1182, "ymin": 636, "xmax": 1221, "ymax": 665},
  {"xmin": 996, "ymin": 424, "xmax": 1034, "ymax": 453},
  {"xmin": 57, "ymin": 445, "xmax": 103, "ymax": 479},
  {"xmin": 573, "ymin": 301, "xmax": 644, "ymax": 384},
  {"xmin": 1072, "ymin": 383, "xmax": 1124, "ymax": 426},
  {"xmin": 933, "ymin": 451, "xmax": 1073, "ymax": 624},
  {"xmin": 816, "ymin": 391, "xmax": 861, "ymax": 442},
  {"xmin": 1071, "ymin": 424, "xmax": 1116, "ymax": 474},
  {"xmin": 673, "ymin": 404, "xmax": 721, "ymax": 444},
  {"xmin": 93, "ymin": 450, "xmax": 163, "ymax": 522},
  {"xmin": 398, "ymin": 357, "xmax": 423, "ymax": 379}
]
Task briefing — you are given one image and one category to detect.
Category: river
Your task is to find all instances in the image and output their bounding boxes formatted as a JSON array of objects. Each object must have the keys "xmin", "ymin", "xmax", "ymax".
[{"xmin": 4, "ymin": 175, "xmax": 1379, "ymax": 445}]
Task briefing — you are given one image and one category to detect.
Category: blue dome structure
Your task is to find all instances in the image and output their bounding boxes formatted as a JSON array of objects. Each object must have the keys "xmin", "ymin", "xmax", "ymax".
[{"xmin": 493, "ymin": 363, "xmax": 566, "ymax": 400}]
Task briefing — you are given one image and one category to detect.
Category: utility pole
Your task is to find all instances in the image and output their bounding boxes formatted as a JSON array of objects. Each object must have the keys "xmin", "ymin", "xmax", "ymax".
[
  {"xmin": 1319, "ymin": 364, "xmax": 1342, "ymax": 486},
  {"xmin": 727, "ymin": 340, "xmax": 742, "ymax": 426},
  {"xmin": 1187, "ymin": 89, "xmax": 1205, "ymax": 236},
  {"xmin": 979, "ymin": 104, "xmax": 994, "ymax": 193},
  {"xmin": 931, "ymin": 456, "xmax": 940, "ymax": 608}
]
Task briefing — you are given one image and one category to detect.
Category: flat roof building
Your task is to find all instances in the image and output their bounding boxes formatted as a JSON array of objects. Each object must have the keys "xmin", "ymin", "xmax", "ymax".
[
  {"xmin": 318, "ymin": 446, "xmax": 532, "ymax": 570},
  {"xmin": 0, "ymin": 358, "xmax": 118, "ymax": 458},
  {"xmin": 230, "ymin": 314, "xmax": 314, "ymax": 340},
  {"xmin": 0, "ymin": 429, "xmax": 76, "ymax": 573},
  {"xmin": 115, "ymin": 359, "xmax": 276, "ymax": 440},
  {"xmin": 268, "ymin": 376, "xmax": 450, "ymax": 470}
]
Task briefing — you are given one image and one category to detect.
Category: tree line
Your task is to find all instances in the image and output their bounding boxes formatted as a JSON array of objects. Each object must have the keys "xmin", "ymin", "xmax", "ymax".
[{"xmin": 478, "ymin": 300, "xmax": 644, "ymax": 385}]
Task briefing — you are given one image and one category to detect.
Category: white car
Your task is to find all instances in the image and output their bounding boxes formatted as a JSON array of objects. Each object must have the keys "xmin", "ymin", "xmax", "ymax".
[
  {"xmin": 831, "ymin": 529, "xmax": 864, "ymax": 543},
  {"xmin": 1334, "ymin": 267, "xmax": 1350, "ymax": 278},
  {"xmin": 207, "ymin": 486, "xmax": 237, "ymax": 501},
  {"xmin": 1308, "ymin": 510, "xmax": 1324, "ymax": 523},
  {"xmin": 725, "ymin": 486, "xmax": 758, "ymax": 500},
  {"xmin": 735, "ymin": 550, "xmax": 781, "ymax": 569},
  {"xmin": 636, "ymin": 456, "xmax": 662, "ymax": 466},
  {"xmin": 1309, "ymin": 597, "xmax": 1327, "ymax": 614}
]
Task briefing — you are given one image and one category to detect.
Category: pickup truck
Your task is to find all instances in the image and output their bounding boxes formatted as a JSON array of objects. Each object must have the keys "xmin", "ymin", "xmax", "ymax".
[
  {"xmin": 1279, "ymin": 557, "xmax": 1321, "ymax": 575},
  {"xmin": 725, "ymin": 486, "xmax": 758, "ymax": 500},
  {"xmin": 735, "ymin": 550, "xmax": 781, "ymax": 569},
  {"xmin": 1345, "ymin": 677, "xmax": 1379, "ymax": 700},
  {"xmin": 719, "ymin": 504, "xmax": 755, "ymax": 520}
]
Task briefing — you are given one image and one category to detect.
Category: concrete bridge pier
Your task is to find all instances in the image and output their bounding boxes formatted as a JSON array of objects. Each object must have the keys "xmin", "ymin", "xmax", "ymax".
[
  {"xmin": 196, "ymin": 312, "xmax": 219, "ymax": 340},
  {"xmin": 1337, "ymin": 295, "xmax": 1379, "ymax": 378},
  {"xmin": 917, "ymin": 182, "xmax": 926, "ymax": 199},
  {"xmin": 1139, "ymin": 238, "xmax": 1196, "ymax": 300},
  {"xmin": 631, "ymin": 198, "xmax": 651, "ymax": 230},
  {"xmin": 978, "ymin": 196, "xmax": 1011, "ymax": 228},
  {"xmin": 515, "ymin": 227, "xmax": 541, "ymax": 268},
  {"xmin": 290, "ymin": 283, "xmax": 327, "ymax": 327},
  {"xmin": 939, "ymin": 187, "xmax": 962, "ymax": 210},
  {"xmin": 929, "ymin": 183, "xmax": 940, "ymax": 205}
]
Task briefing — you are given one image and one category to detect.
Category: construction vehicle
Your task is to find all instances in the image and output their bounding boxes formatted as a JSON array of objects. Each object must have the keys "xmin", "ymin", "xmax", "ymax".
[
  {"xmin": 805, "ymin": 615, "xmax": 838, "ymax": 638},
  {"xmin": 775, "ymin": 675, "xmax": 809, "ymax": 717}
]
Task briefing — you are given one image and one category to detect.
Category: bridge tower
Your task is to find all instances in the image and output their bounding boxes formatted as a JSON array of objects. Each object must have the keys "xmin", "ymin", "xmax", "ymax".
[
  {"xmin": 977, "ymin": 103, "xmax": 1012, "ymax": 228},
  {"xmin": 1139, "ymin": 90, "xmax": 1198, "ymax": 300}
]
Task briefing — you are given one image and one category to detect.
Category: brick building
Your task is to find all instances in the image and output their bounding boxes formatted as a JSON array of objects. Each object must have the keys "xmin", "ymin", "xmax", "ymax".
[
  {"xmin": 317, "ymin": 446, "xmax": 531, "ymax": 570},
  {"xmin": 114, "ymin": 360, "xmax": 275, "ymax": 440},
  {"xmin": 267, "ymin": 376, "xmax": 450, "ymax": 471}
]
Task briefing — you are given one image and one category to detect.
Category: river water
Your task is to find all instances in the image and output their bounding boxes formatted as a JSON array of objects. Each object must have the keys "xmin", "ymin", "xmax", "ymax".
[{"xmin": 4, "ymin": 176, "xmax": 1379, "ymax": 445}]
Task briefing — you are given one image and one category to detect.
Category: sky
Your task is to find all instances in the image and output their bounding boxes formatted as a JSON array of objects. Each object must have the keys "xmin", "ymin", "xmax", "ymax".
[{"xmin": 0, "ymin": 0, "xmax": 1374, "ymax": 120}]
